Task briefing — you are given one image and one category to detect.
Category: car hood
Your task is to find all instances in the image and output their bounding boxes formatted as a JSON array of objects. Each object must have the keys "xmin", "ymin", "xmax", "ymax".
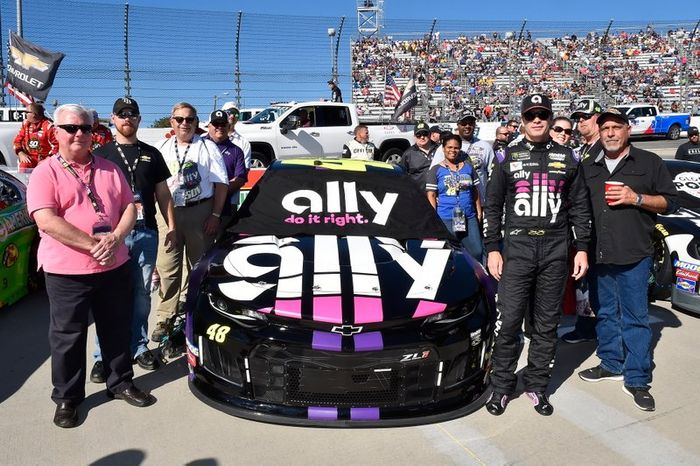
[{"xmin": 204, "ymin": 234, "xmax": 486, "ymax": 325}]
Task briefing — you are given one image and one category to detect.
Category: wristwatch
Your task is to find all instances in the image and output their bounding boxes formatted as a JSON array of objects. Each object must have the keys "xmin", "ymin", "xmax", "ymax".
[{"xmin": 635, "ymin": 194, "xmax": 643, "ymax": 206}]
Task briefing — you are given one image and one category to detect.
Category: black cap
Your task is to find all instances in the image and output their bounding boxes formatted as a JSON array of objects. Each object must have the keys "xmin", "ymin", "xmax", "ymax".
[
  {"xmin": 429, "ymin": 125, "xmax": 441, "ymax": 134},
  {"xmin": 521, "ymin": 94, "xmax": 552, "ymax": 114},
  {"xmin": 570, "ymin": 99, "xmax": 602, "ymax": 119},
  {"xmin": 688, "ymin": 126, "xmax": 699, "ymax": 136},
  {"xmin": 457, "ymin": 111, "xmax": 477, "ymax": 124},
  {"xmin": 327, "ymin": 80, "xmax": 335, "ymax": 84},
  {"xmin": 113, "ymin": 97, "xmax": 139, "ymax": 115},
  {"xmin": 209, "ymin": 110, "xmax": 229, "ymax": 125},
  {"xmin": 597, "ymin": 107, "xmax": 629, "ymax": 126},
  {"xmin": 414, "ymin": 121, "xmax": 430, "ymax": 135}
]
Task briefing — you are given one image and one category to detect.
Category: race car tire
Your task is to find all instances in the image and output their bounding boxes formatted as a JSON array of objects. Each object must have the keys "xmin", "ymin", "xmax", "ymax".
[
  {"xmin": 666, "ymin": 124, "xmax": 681, "ymax": 141},
  {"xmin": 651, "ymin": 231, "xmax": 673, "ymax": 300}
]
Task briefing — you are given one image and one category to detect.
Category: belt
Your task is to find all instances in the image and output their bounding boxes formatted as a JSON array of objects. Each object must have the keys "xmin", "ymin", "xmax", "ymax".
[
  {"xmin": 177, "ymin": 197, "xmax": 212, "ymax": 208},
  {"xmin": 508, "ymin": 228, "xmax": 567, "ymax": 237}
]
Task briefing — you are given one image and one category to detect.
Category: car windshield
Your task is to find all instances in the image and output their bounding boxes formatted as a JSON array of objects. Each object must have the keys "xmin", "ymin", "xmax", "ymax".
[
  {"xmin": 229, "ymin": 160, "xmax": 452, "ymax": 241},
  {"xmin": 246, "ymin": 106, "xmax": 291, "ymax": 124}
]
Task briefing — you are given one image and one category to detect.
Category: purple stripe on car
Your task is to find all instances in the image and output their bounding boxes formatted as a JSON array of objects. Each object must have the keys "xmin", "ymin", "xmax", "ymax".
[
  {"xmin": 350, "ymin": 407, "xmax": 379, "ymax": 421},
  {"xmin": 353, "ymin": 331, "xmax": 383, "ymax": 351},
  {"xmin": 312, "ymin": 331, "xmax": 342, "ymax": 352},
  {"xmin": 308, "ymin": 407, "xmax": 338, "ymax": 420}
]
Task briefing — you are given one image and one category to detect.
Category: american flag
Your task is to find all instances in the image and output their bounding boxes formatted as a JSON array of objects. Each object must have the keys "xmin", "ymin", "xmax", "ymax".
[{"xmin": 384, "ymin": 74, "xmax": 402, "ymax": 104}]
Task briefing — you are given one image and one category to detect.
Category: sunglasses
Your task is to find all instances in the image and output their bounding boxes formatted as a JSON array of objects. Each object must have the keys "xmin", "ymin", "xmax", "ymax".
[
  {"xmin": 211, "ymin": 121, "xmax": 228, "ymax": 128},
  {"xmin": 551, "ymin": 126, "xmax": 573, "ymax": 136},
  {"xmin": 523, "ymin": 110, "xmax": 551, "ymax": 122},
  {"xmin": 172, "ymin": 116, "xmax": 196, "ymax": 124},
  {"xmin": 415, "ymin": 132, "xmax": 430, "ymax": 138},
  {"xmin": 226, "ymin": 110, "xmax": 239, "ymax": 117},
  {"xmin": 117, "ymin": 111, "xmax": 139, "ymax": 119},
  {"xmin": 57, "ymin": 124, "xmax": 93, "ymax": 134},
  {"xmin": 575, "ymin": 113, "xmax": 595, "ymax": 121}
]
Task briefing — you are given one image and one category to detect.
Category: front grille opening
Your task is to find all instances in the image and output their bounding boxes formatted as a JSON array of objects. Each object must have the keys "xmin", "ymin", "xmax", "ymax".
[{"xmin": 201, "ymin": 340, "xmax": 243, "ymax": 386}]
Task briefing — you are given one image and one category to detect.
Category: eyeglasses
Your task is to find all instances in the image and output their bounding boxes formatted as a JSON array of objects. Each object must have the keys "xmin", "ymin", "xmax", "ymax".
[
  {"xmin": 507, "ymin": 123, "xmax": 518, "ymax": 128},
  {"xmin": 551, "ymin": 126, "xmax": 573, "ymax": 136},
  {"xmin": 117, "ymin": 111, "xmax": 139, "ymax": 119},
  {"xmin": 523, "ymin": 110, "xmax": 551, "ymax": 122},
  {"xmin": 575, "ymin": 113, "xmax": 594, "ymax": 121},
  {"xmin": 172, "ymin": 116, "xmax": 196, "ymax": 124},
  {"xmin": 56, "ymin": 124, "xmax": 93, "ymax": 134},
  {"xmin": 415, "ymin": 132, "xmax": 430, "ymax": 138},
  {"xmin": 211, "ymin": 121, "xmax": 228, "ymax": 128},
  {"xmin": 225, "ymin": 110, "xmax": 239, "ymax": 118}
]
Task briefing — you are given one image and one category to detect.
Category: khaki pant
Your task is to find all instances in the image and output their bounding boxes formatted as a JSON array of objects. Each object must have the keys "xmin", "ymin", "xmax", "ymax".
[{"xmin": 155, "ymin": 198, "xmax": 214, "ymax": 323}]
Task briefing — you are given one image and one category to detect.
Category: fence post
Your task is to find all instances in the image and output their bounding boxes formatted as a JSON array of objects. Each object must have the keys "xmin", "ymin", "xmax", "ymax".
[
  {"xmin": 123, "ymin": 1, "xmax": 131, "ymax": 98},
  {"xmin": 235, "ymin": 11, "xmax": 242, "ymax": 107}
]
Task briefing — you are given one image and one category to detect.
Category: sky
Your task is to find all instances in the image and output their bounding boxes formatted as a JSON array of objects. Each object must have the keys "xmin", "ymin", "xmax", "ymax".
[{"xmin": 120, "ymin": 0, "xmax": 696, "ymax": 22}]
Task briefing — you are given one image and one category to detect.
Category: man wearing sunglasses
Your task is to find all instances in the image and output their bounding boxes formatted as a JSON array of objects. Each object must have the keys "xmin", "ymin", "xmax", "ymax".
[
  {"xmin": 484, "ymin": 93, "xmax": 591, "ymax": 417},
  {"xmin": 151, "ymin": 102, "xmax": 228, "ymax": 342},
  {"xmin": 222, "ymin": 102, "xmax": 251, "ymax": 169},
  {"xmin": 88, "ymin": 97, "xmax": 177, "ymax": 382},
  {"xmin": 398, "ymin": 121, "xmax": 438, "ymax": 189},
  {"xmin": 675, "ymin": 126, "xmax": 700, "ymax": 161},
  {"xmin": 203, "ymin": 110, "xmax": 248, "ymax": 230},
  {"xmin": 560, "ymin": 99, "xmax": 604, "ymax": 345},
  {"xmin": 27, "ymin": 104, "xmax": 155, "ymax": 428}
]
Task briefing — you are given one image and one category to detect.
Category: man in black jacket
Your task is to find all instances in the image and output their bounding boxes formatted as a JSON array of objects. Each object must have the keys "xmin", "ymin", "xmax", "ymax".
[
  {"xmin": 674, "ymin": 126, "xmax": 700, "ymax": 161},
  {"xmin": 398, "ymin": 121, "xmax": 437, "ymax": 189},
  {"xmin": 484, "ymin": 94, "xmax": 591, "ymax": 416},
  {"xmin": 578, "ymin": 108, "xmax": 677, "ymax": 412}
]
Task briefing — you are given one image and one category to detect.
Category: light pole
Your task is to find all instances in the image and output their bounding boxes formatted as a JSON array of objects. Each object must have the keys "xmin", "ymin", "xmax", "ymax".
[
  {"xmin": 327, "ymin": 27, "xmax": 336, "ymax": 81},
  {"xmin": 213, "ymin": 91, "xmax": 229, "ymax": 111}
]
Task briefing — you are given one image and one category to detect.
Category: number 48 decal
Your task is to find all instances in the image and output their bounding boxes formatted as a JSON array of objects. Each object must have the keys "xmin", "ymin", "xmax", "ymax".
[{"xmin": 206, "ymin": 324, "xmax": 231, "ymax": 343}]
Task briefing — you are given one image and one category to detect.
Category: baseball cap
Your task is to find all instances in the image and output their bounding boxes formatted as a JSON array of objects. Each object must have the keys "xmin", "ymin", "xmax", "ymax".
[
  {"xmin": 570, "ymin": 99, "xmax": 602, "ymax": 119},
  {"xmin": 429, "ymin": 125, "xmax": 441, "ymax": 134},
  {"xmin": 327, "ymin": 80, "xmax": 335, "ymax": 85},
  {"xmin": 521, "ymin": 94, "xmax": 552, "ymax": 115},
  {"xmin": 221, "ymin": 102, "xmax": 239, "ymax": 116},
  {"xmin": 113, "ymin": 97, "xmax": 139, "ymax": 115},
  {"xmin": 688, "ymin": 126, "xmax": 699, "ymax": 136},
  {"xmin": 597, "ymin": 107, "xmax": 629, "ymax": 126},
  {"xmin": 414, "ymin": 121, "xmax": 430, "ymax": 135},
  {"xmin": 209, "ymin": 110, "xmax": 229, "ymax": 125},
  {"xmin": 457, "ymin": 111, "xmax": 477, "ymax": 124}
]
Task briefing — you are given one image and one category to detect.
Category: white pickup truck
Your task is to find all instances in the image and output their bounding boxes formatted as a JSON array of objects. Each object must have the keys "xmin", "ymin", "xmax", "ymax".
[
  {"xmin": 616, "ymin": 104, "xmax": 691, "ymax": 140},
  {"xmin": 236, "ymin": 101, "xmax": 416, "ymax": 167}
]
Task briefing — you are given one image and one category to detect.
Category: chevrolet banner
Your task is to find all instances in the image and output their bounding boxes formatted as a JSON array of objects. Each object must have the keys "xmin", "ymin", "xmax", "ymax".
[
  {"xmin": 6, "ymin": 32, "xmax": 65, "ymax": 102},
  {"xmin": 391, "ymin": 78, "xmax": 418, "ymax": 121}
]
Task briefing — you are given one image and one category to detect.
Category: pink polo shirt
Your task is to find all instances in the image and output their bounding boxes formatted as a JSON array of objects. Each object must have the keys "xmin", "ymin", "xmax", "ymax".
[{"xmin": 26, "ymin": 154, "xmax": 134, "ymax": 274}]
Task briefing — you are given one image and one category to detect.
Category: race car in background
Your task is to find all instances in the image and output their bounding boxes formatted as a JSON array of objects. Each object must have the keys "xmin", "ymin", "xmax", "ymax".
[
  {"xmin": 0, "ymin": 168, "xmax": 38, "ymax": 308},
  {"xmin": 651, "ymin": 160, "xmax": 700, "ymax": 315},
  {"xmin": 184, "ymin": 159, "xmax": 496, "ymax": 426}
]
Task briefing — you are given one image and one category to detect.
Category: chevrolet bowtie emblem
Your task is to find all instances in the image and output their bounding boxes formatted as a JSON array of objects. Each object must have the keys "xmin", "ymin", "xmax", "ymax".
[
  {"xmin": 331, "ymin": 325, "xmax": 363, "ymax": 336},
  {"xmin": 10, "ymin": 46, "xmax": 50, "ymax": 72}
]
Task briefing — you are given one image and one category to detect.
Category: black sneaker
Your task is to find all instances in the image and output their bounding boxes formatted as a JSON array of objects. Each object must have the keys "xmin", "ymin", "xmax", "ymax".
[
  {"xmin": 561, "ymin": 329, "xmax": 595, "ymax": 344},
  {"xmin": 623, "ymin": 386, "xmax": 655, "ymax": 412},
  {"xmin": 90, "ymin": 361, "xmax": 105, "ymax": 384},
  {"xmin": 485, "ymin": 391, "xmax": 509, "ymax": 416},
  {"xmin": 151, "ymin": 322, "xmax": 168, "ymax": 342},
  {"xmin": 525, "ymin": 391, "xmax": 554, "ymax": 416},
  {"xmin": 134, "ymin": 350, "xmax": 160, "ymax": 371},
  {"xmin": 578, "ymin": 365, "xmax": 623, "ymax": 382}
]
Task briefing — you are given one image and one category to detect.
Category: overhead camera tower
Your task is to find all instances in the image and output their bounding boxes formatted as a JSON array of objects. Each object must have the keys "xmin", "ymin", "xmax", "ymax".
[{"xmin": 356, "ymin": 0, "xmax": 384, "ymax": 37}]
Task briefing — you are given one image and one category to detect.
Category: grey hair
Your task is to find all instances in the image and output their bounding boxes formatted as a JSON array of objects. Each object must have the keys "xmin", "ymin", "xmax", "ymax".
[
  {"xmin": 171, "ymin": 101, "xmax": 197, "ymax": 116},
  {"xmin": 54, "ymin": 104, "xmax": 94, "ymax": 125}
]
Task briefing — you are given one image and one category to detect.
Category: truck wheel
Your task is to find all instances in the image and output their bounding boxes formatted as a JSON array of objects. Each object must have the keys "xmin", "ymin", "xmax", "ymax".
[
  {"xmin": 382, "ymin": 148, "xmax": 403, "ymax": 165},
  {"xmin": 666, "ymin": 124, "xmax": 681, "ymax": 140},
  {"xmin": 650, "ymin": 231, "xmax": 673, "ymax": 300},
  {"xmin": 251, "ymin": 151, "xmax": 270, "ymax": 168}
]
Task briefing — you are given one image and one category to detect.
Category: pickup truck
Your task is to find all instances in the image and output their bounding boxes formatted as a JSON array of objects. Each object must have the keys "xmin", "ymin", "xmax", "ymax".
[
  {"xmin": 616, "ymin": 104, "xmax": 690, "ymax": 140},
  {"xmin": 236, "ymin": 101, "xmax": 415, "ymax": 167}
]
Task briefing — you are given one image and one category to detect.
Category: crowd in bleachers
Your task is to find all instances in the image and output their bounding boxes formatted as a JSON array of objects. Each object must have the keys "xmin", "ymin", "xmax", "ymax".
[{"xmin": 352, "ymin": 27, "xmax": 700, "ymax": 122}]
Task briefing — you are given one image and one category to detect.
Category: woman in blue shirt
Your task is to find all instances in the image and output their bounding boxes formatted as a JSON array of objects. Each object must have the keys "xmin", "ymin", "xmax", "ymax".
[{"xmin": 426, "ymin": 134, "xmax": 483, "ymax": 261}]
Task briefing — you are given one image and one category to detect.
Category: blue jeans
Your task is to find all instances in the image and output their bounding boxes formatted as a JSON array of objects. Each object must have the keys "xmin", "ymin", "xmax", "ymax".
[
  {"xmin": 94, "ymin": 226, "xmax": 158, "ymax": 361},
  {"xmin": 442, "ymin": 216, "xmax": 483, "ymax": 262},
  {"xmin": 589, "ymin": 257, "xmax": 653, "ymax": 389}
]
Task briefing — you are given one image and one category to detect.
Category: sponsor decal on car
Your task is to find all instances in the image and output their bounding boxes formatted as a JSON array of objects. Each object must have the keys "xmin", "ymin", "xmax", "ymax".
[
  {"xmin": 655, "ymin": 223, "xmax": 669, "ymax": 237},
  {"xmin": 673, "ymin": 172, "xmax": 700, "ymax": 199},
  {"xmin": 674, "ymin": 260, "xmax": 700, "ymax": 272},
  {"xmin": 676, "ymin": 268, "xmax": 700, "ymax": 281},
  {"xmin": 676, "ymin": 277, "xmax": 697, "ymax": 293}
]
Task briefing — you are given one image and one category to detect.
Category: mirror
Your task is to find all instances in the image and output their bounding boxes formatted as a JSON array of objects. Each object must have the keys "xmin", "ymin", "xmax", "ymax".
[{"xmin": 280, "ymin": 115, "xmax": 300, "ymax": 134}]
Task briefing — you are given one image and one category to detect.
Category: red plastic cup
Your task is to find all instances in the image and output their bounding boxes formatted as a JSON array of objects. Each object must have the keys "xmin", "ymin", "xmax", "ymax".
[{"xmin": 604, "ymin": 181, "xmax": 624, "ymax": 205}]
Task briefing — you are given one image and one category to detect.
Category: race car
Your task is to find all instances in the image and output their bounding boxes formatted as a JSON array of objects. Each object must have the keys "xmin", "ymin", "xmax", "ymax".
[
  {"xmin": 0, "ymin": 168, "xmax": 38, "ymax": 308},
  {"xmin": 184, "ymin": 158, "xmax": 496, "ymax": 426},
  {"xmin": 651, "ymin": 159, "xmax": 700, "ymax": 315}
]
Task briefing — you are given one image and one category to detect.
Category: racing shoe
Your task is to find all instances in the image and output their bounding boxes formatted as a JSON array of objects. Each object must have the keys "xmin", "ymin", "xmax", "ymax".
[
  {"xmin": 578, "ymin": 365, "xmax": 623, "ymax": 382},
  {"xmin": 561, "ymin": 329, "xmax": 595, "ymax": 344},
  {"xmin": 526, "ymin": 391, "xmax": 554, "ymax": 416},
  {"xmin": 623, "ymin": 386, "xmax": 655, "ymax": 412},
  {"xmin": 485, "ymin": 391, "xmax": 510, "ymax": 416}
]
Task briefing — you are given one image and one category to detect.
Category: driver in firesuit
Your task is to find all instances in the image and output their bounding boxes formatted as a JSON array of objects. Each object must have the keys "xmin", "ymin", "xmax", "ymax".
[
  {"xmin": 483, "ymin": 94, "xmax": 591, "ymax": 416},
  {"xmin": 13, "ymin": 102, "xmax": 56, "ymax": 169}
]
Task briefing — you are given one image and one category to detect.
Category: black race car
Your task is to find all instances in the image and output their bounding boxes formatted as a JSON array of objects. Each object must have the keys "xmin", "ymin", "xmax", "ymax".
[
  {"xmin": 651, "ymin": 159, "xmax": 700, "ymax": 315},
  {"xmin": 184, "ymin": 159, "xmax": 496, "ymax": 426}
]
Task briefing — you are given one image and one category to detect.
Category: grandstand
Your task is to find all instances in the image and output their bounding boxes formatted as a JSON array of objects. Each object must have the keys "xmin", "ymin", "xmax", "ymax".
[{"xmin": 352, "ymin": 27, "xmax": 700, "ymax": 122}]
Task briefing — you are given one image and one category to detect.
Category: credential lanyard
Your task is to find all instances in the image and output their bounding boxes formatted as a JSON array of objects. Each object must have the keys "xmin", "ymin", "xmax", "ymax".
[
  {"xmin": 115, "ymin": 142, "xmax": 141, "ymax": 193},
  {"xmin": 173, "ymin": 139, "xmax": 192, "ymax": 174},
  {"xmin": 57, "ymin": 154, "xmax": 101, "ymax": 214}
]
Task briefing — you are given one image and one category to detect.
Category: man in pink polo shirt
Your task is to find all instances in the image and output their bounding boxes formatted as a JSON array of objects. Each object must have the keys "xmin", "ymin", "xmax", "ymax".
[{"xmin": 27, "ymin": 104, "xmax": 156, "ymax": 429}]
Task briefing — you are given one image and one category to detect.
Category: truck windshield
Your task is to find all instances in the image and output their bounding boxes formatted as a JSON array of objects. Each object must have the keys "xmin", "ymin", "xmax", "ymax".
[
  {"xmin": 616, "ymin": 107, "xmax": 630, "ymax": 115},
  {"xmin": 247, "ymin": 106, "xmax": 291, "ymax": 124}
]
